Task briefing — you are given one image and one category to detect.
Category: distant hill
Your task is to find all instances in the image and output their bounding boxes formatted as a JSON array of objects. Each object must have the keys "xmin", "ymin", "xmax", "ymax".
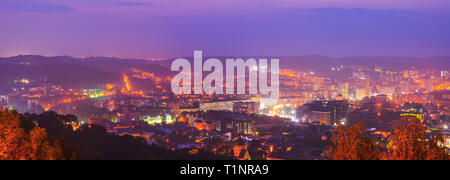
[
  {"xmin": 159, "ymin": 55, "xmax": 450, "ymax": 78},
  {"xmin": 1, "ymin": 55, "xmax": 448, "ymax": 89},
  {"xmin": 0, "ymin": 55, "xmax": 171, "ymax": 89},
  {"xmin": 159, "ymin": 55, "xmax": 449, "ymax": 70}
]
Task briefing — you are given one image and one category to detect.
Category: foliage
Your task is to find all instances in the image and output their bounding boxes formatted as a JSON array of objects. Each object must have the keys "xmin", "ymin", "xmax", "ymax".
[
  {"xmin": 387, "ymin": 117, "xmax": 448, "ymax": 160},
  {"xmin": 328, "ymin": 118, "xmax": 449, "ymax": 160},
  {"xmin": 0, "ymin": 111, "xmax": 64, "ymax": 160},
  {"xmin": 327, "ymin": 121, "xmax": 383, "ymax": 160}
]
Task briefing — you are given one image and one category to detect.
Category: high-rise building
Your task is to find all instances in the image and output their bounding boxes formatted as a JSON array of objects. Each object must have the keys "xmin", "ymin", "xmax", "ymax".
[
  {"xmin": 360, "ymin": 78, "xmax": 370, "ymax": 89},
  {"xmin": 339, "ymin": 83, "xmax": 349, "ymax": 99},
  {"xmin": 358, "ymin": 78, "xmax": 371, "ymax": 98}
]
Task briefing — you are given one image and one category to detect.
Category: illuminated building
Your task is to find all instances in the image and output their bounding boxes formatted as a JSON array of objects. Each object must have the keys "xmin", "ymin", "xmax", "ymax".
[
  {"xmin": 28, "ymin": 86, "xmax": 46, "ymax": 96},
  {"xmin": 0, "ymin": 95, "xmax": 7, "ymax": 106},
  {"xmin": 262, "ymin": 103, "xmax": 298, "ymax": 122},
  {"xmin": 172, "ymin": 108, "xmax": 201, "ymax": 117},
  {"xmin": 339, "ymin": 83, "xmax": 349, "ymax": 99},
  {"xmin": 311, "ymin": 111, "xmax": 332, "ymax": 125},
  {"xmin": 200, "ymin": 100, "xmax": 244, "ymax": 112},
  {"xmin": 225, "ymin": 114, "xmax": 256, "ymax": 137},
  {"xmin": 298, "ymin": 100, "xmax": 349, "ymax": 125},
  {"xmin": 403, "ymin": 70, "xmax": 410, "ymax": 78},
  {"xmin": 355, "ymin": 78, "xmax": 371, "ymax": 100},
  {"xmin": 380, "ymin": 86, "xmax": 395, "ymax": 98},
  {"xmin": 393, "ymin": 94, "xmax": 427, "ymax": 105},
  {"xmin": 233, "ymin": 101, "xmax": 260, "ymax": 114},
  {"xmin": 374, "ymin": 66, "xmax": 382, "ymax": 73},
  {"xmin": 356, "ymin": 88, "xmax": 369, "ymax": 100},
  {"xmin": 400, "ymin": 113, "xmax": 422, "ymax": 120},
  {"xmin": 335, "ymin": 94, "xmax": 344, "ymax": 101},
  {"xmin": 82, "ymin": 88, "xmax": 106, "ymax": 98},
  {"xmin": 141, "ymin": 114, "xmax": 176, "ymax": 125}
]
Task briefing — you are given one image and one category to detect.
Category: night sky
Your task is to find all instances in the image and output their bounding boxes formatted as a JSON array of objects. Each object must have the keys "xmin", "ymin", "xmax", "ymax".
[{"xmin": 1, "ymin": 0, "xmax": 449, "ymax": 58}]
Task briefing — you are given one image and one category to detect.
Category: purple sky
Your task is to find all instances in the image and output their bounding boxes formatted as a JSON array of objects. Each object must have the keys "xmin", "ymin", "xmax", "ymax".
[{"xmin": 0, "ymin": 0, "xmax": 450, "ymax": 58}]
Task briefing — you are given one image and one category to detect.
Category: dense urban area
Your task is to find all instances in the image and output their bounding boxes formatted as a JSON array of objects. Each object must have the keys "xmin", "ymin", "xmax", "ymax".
[{"xmin": 0, "ymin": 55, "xmax": 448, "ymax": 160}]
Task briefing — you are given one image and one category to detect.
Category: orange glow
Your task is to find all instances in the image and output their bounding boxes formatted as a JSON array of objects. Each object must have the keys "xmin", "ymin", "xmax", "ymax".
[
  {"xmin": 106, "ymin": 84, "xmax": 115, "ymax": 90},
  {"xmin": 42, "ymin": 104, "xmax": 52, "ymax": 111},
  {"xmin": 195, "ymin": 122, "xmax": 210, "ymax": 131},
  {"xmin": 130, "ymin": 91, "xmax": 144, "ymax": 95},
  {"xmin": 123, "ymin": 74, "xmax": 131, "ymax": 91},
  {"xmin": 403, "ymin": 71, "xmax": 409, "ymax": 78},
  {"xmin": 72, "ymin": 124, "xmax": 80, "ymax": 131},
  {"xmin": 179, "ymin": 116, "xmax": 186, "ymax": 123},
  {"xmin": 280, "ymin": 69, "xmax": 301, "ymax": 79},
  {"xmin": 432, "ymin": 82, "xmax": 450, "ymax": 92},
  {"xmin": 373, "ymin": 131, "xmax": 391, "ymax": 138},
  {"xmin": 62, "ymin": 99, "xmax": 72, "ymax": 103},
  {"xmin": 286, "ymin": 147, "xmax": 292, "ymax": 152},
  {"xmin": 130, "ymin": 67, "xmax": 168, "ymax": 85}
]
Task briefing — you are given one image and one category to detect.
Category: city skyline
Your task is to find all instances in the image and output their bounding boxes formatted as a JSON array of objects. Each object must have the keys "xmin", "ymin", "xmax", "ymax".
[{"xmin": 0, "ymin": 53, "xmax": 447, "ymax": 161}]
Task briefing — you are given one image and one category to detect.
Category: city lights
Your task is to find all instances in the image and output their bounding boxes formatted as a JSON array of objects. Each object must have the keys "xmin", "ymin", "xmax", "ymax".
[
  {"xmin": 141, "ymin": 114, "xmax": 176, "ymax": 125},
  {"xmin": 0, "ymin": 0, "xmax": 448, "ymax": 163}
]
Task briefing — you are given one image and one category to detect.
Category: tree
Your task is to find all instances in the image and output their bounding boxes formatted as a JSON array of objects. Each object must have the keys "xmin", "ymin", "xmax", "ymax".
[
  {"xmin": 29, "ymin": 127, "xmax": 64, "ymax": 160},
  {"xmin": 0, "ymin": 111, "xmax": 31, "ymax": 160},
  {"xmin": 328, "ymin": 118, "xmax": 450, "ymax": 160},
  {"xmin": 0, "ymin": 111, "xmax": 64, "ymax": 160},
  {"xmin": 327, "ymin": 121, "xmax": 383, "ymax": 160},
  {"xmin": 387, "ymin": 117, "xmax": 449, "ymax": 160}
]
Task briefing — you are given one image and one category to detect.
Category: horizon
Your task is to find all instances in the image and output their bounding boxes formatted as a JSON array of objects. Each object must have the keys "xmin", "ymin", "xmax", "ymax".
[{"xmin": 2, "ymin": 53, "xmax": 450, "ymax": 60}]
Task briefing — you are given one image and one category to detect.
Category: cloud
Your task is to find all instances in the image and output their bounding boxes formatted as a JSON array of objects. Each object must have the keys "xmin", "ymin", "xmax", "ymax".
[{"xmin": 0, "ymin": 0, "xmax": 74, "ymax": 13}]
